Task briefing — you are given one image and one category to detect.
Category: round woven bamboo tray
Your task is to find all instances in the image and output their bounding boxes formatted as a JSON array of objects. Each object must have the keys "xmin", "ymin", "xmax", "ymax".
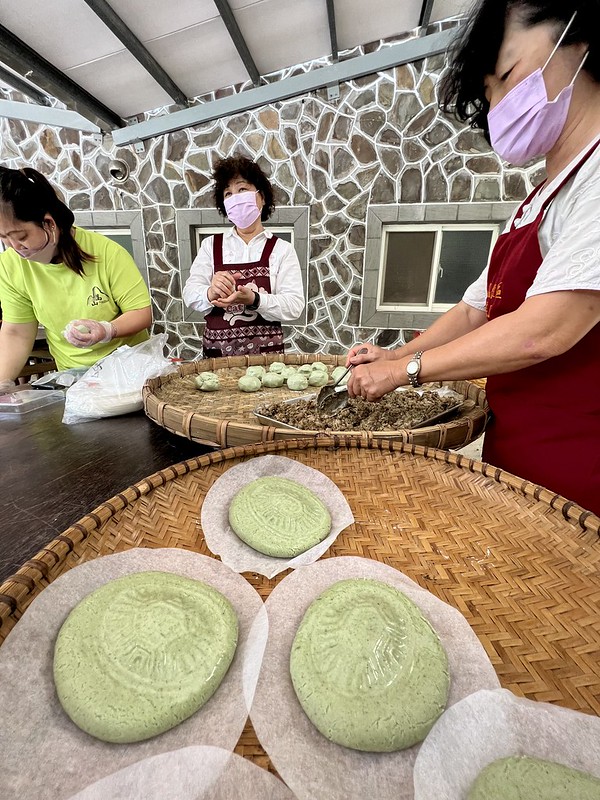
[
  {"xmin": 1, "ymin": 437, "xmax": 599, "ymax": 776},
  {"xmin": 143, "ymin": 354, "xmax": 489, "ymax": 449}
]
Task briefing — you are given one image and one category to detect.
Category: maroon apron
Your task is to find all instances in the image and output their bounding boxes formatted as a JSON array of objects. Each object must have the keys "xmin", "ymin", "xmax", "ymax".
[
  {"xmin": 483, "ymin": 141, "xmax": 600, "ymax": 514},
  {"xmin": 203, "ymin": 233, "xmax": 284, "ymax": 358}
]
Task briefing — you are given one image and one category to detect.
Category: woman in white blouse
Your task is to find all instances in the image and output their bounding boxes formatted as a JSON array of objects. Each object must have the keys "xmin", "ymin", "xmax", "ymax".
[{"xmin": 183, "ymin": 156, "xmax": 304, "ymax": 357}]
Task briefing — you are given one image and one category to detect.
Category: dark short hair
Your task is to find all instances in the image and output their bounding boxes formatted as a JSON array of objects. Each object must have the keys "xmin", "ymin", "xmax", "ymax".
[
  {"xmin": 0, "ymin": 166, "xmax": 95, "ymax": 275},
  {"xmin": 212, "ymin": 156, "xmax": 275, "ymax": 221},
  {"xmin": 439, "ymin": 0, "xmax": 600, "ymax": 136}
]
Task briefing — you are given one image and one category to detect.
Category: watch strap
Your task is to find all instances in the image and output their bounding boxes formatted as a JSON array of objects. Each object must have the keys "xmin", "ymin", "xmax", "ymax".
[{"xmin": 248, "ymin": 291, "xmax": 260, "ymax": 311}]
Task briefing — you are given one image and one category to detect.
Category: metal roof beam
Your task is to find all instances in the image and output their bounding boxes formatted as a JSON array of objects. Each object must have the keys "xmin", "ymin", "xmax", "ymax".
[
  {"xmin": 82, "ymin": 0, "xmax": 188, "ymax": 107},
  {"xmin": 0, "ymin": 99, "xmax": 101, "ymax": 133},
  {"xmin": 212, "ymin": 0, "xmax": 261, "ymax": 87},
  {"xmin": 0, "ymin": 64, "xmax": 52, "ymax": 106},
  {"xmin": 0, "ymin": 22, "xmax": 122, "ymax": 130},
  {"xmin": 419, "ymin": 0, "xmax": 436, "ymax": 28},
  {"xmin": 113, "ymin": 27, "xmax": 457, "ymax": 145},
  {"xmin": 326, "ymin": 0, "xmax": 339, "ymax": 62}
]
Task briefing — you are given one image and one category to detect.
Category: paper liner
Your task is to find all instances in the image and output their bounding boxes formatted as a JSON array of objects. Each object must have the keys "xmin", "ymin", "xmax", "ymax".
[
  {"xmin": 201, "ymin": 455, "xmax": 354, "ymax": 578},
  {"xmin": 0, "ymin": 549, "xmax": 268, "ymax": 800},
  {"xmin": 67, "ymin": 745, "xmax": 295, "ymax": 800},
  {"xmin": 413, "ymin": 688, "xmax": 600, "ymax": 799},
  {"xmin": 250, "ymin": 556, "xmax": 500, "ymax": 800}
]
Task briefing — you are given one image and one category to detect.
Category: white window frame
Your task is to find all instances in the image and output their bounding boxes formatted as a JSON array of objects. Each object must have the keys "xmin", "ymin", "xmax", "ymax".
[{"xmin": 377, "ymin": 223, "xmax": 499, "ymax": 313}]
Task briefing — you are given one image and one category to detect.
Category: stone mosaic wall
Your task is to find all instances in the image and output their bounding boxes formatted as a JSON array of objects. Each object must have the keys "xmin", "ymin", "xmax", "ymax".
[{"xmin": 0, "ymin": 24, "xmax": 544, "ymax": 357}]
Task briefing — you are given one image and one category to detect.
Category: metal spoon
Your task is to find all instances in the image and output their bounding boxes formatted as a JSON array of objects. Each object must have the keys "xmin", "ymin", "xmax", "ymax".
[{"xmin": 316, "ymin": 348, "xmax": 368, "ymax": 415}]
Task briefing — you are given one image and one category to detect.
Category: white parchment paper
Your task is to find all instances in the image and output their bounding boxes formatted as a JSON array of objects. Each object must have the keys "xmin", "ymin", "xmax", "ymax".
[
  {"xmin": 413, "ymin": 688, "xmax": 600, "ymax": 800},
  {"xmin": 201, "ymin": 455, "xmax": 354, "ymax": 578},
  {"xmin": 67, "ymin": 745, "xmax": 295, "ymax": 800},
  {"xmin": 0, "ymin": 549, "xmax": 268, "ymax": 800},
  {"xmin": 250, "ymin": 556, "xmax": 500, "ymax": 800}
]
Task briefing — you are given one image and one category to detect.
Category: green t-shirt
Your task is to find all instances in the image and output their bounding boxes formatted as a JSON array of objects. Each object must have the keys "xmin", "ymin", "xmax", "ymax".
[{"xmin": 0, "ymin": 227, "xmax": 150, "ymax": 370}]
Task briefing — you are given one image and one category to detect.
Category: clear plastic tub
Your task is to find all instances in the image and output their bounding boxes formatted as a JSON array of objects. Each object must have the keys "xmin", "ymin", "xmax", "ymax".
[{"xmin": 0, "ymin": 389, "xmax": 65, "ymax": 415}]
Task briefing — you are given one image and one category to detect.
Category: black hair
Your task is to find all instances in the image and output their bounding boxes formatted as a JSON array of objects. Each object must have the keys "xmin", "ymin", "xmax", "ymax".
[
  {"xmin": 0, "ymin": 166, "xmax": 95, "ymax": 276},
  {"xmin": 212, "ymin": 156, "xmax": 275, "ymax": 221},
  {"xmin": 439, "ymin": 0, "xmax": 600, "ymax": 135}
]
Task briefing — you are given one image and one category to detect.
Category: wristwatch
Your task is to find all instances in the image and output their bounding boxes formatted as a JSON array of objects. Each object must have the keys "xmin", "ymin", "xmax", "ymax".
[
  {"xmin": 406, "ymin": 351, "xmax": 423, "ymax": 388},
  {"xmin": 247, "ymin": 291, "xmax": 260, "ymax": 311}
]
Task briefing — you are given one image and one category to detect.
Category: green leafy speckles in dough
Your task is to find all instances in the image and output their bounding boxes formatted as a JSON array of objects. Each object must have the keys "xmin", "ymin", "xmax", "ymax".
[
  {"xmin": 269, "ymin": 362, "xmax": 285, "ymax": 374},
  {"xmin": 331, "ymin": 366, "xmax": 349, "ymax": 385},
  {"xmin": 54, "ymin": 571, "xmax": 238, "ymax": 744},
  {"xmin": 262, "ymin": 373, "xmax": 285, "ymax": 388},
  {"xmin": 238, "ymin": 376, "xmax": 262, "ymax": 392},
  {"xmin": 281, "ymin": 366, "xmax": 297, "ymax": 379},
  {"xmin": 246, "ymin": 366, "xmax": 266, "ymax": 379},
  {"xmin": 298, "ymin": 364, "xmax": 313, "ymax": 375},
  {"xmin": 311, "ymin": 362, "xmax": 328, "ymax": 373},
  {"xmin": 467, "ymin": 757, "xmax": 600, "ymax": 800},
  {"xmin": 229, "ymin": 476, "xmax": 331, "ymax": 557},
  {"xmin": 287, "ymin": 374, "xmax": 309, "ymax": 391},
  {"xmin": 290, "ymin": 578, "xmax": 449, "ymax": 752},
  {"xmin": 308, "ymin": 371, "xmax": 329, "ymax": 387},
  {"xmin": 195, "ymin": 372, "xmax": 220, "ymax": 391}
]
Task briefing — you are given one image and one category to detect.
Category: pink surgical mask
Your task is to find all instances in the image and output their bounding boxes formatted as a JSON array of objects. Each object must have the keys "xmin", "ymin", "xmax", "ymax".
[
  {"xmin": 488, "ymin": 13, "xmax": 588, "ymax": 166},
  {"xmin": 13, "ymin": 223, "xmax": 55, "ymax": 260},
  {"xmin": 224, "ymin": 191, "xmax": 261, "ymax": 229}
]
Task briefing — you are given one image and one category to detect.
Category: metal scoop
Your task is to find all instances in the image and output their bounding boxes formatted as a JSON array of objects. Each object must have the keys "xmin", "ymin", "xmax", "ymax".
[{"xmin": 316, "ymin": 348, "xmax": 368, "ymax": 415}]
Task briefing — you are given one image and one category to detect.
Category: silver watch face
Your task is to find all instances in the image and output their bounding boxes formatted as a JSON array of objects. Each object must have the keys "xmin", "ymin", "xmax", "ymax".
[{"xmin": 406, "ymin": 360, "xmax": 419, "ymax": 376}]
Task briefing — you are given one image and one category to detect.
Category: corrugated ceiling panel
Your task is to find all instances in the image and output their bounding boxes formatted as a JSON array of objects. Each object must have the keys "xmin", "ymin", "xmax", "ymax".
[
  {"xmin": 107, "ymin": 0, "xmax": 218, "ymax": 42},
  {"xmin": 334, "ymin": 0, "xmax": 422, "ymax": 50}
]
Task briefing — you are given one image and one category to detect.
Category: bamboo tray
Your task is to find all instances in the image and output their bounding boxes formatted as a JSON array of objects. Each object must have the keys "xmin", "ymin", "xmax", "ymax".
[
  {"xmin": 143, "ymin": 355, "xmax": 489, "ymax": 449},
  {"xmin": 1, "ymin": 437, "xmax": 599, "ymax": 775}
]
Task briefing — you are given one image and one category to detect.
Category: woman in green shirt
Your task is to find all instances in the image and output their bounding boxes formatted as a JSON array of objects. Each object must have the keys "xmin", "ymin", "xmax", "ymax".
[{"xmin": 0, "ymin": 166, "xmax": 151, "ymax": 391}]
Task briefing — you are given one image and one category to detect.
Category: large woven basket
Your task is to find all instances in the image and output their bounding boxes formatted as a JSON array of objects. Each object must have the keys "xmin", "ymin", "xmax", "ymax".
[
  {"xmin": 1, "ymin": 437, "xmax": 598, "ymax": 773},
  {"xmin": 143, "ymin": 354, "xmax": 489, "ymax": 449}
]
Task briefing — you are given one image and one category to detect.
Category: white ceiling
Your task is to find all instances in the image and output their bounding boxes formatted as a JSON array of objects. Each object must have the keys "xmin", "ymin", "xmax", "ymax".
[{"xmin": 0, "ymin": 0, "xmax": 471, "ymax": 120}]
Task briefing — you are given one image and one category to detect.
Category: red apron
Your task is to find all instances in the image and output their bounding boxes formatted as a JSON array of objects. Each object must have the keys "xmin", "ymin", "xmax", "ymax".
[
  {"xmin": 203, "ymin": 233, "xmax": 284, "ymax": 358},
  {"xmin": 483, "ymin": 141, "xmax": 600, "ymax": 514}
]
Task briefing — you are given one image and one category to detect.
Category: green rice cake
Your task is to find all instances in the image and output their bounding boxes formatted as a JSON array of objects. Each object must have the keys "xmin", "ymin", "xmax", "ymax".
[
  {"xmin": 290, "ymin": 578, "xmax": 449, "ymax": 752},
  {"xmin": 54, "ymin": 571, "xmax": 238, "ymax": 743},
  {"xmin": 467, "ymin": 756, "xmax": 600, "ymax": 800},
  {"xmin": 228, "ymin": 476, "xmax": 331, "ymax": 557}
]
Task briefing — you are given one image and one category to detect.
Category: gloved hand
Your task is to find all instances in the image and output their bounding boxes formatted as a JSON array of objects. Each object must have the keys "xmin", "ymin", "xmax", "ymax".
[
  {"xmin": 63, "ymin": 319, "xmax": 116, "ymax": 348},
  {"xmin": 0, "ymin": 378, "xmax": 17, "ymax": 394}
]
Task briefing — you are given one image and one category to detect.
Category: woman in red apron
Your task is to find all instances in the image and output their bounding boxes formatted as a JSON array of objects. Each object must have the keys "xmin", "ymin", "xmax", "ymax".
[
  {"xmin": 182, "ymin": 156, "xmax": 304, "ymax": 358},
  {"xmin": 347, "ymin": 1, "xmax": 600, "ymax": 514}
]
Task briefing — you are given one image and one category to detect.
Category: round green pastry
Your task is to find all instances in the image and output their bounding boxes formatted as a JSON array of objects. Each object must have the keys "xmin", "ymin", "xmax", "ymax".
[
  {"xmin": 298, "ymin": 364, "xmax": 313, "ymax": 375},
  {"xmin": 195, "ymin": 372, "xmax": 220, "ymax": 391},
  {"xmin": 331, "ymin": 366, "xmax": 349, "ymax": 385},
  {"xmin": 246, "ymin": 365, "xmax": 266, "ymax": 379},
  {"xmin": 54, "ymin": 571, "xmax": 238, "ymax": 743},
  {"xmin": 467, "ymin": 757, "xmax": 600, "ymax": 800},
  {"xmin": 287, "ymin": 374, "xmax": 309, "ymax": 391},
  {"xmin": 229, "ymin": 476, "xmax": 331, "ymax": 557},
  {"xmin": 269, "ymin": 362, "xmax": 285, "ymax": 374},
  {"xmin": 238, "ymin": 375, "xmax": 261, "ymax": 392},
  {"xmin": 290, "ymin": 578, "xmax": 449, "ymax": 752},
  {"xmin": 308, "ymin": 371, "xmax": 329, "ymax": 387},
  {"xmin": 262, "ymin": 372, "xmax": 285, "ymax": 388},
  {"xmin": 311, "ymin": 362, "xmax": 328, "ymax": 372}
]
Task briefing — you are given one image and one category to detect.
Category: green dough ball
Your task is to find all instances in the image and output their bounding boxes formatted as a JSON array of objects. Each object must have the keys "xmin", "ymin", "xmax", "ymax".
[
  {"xmin": 269, "ymin": 362, "xmax": 285, "ymax": 374},
  {"xmin": 282, "ymin": 366, "xmax": 297, "ymax": 379},
  {"xmin": 331, "ymin": 366, "xmax": 349, "ymax": 385},
  {"xmin": 194, "ymin": 372, "xmax": 220, "ymax": 391},
  {"xmin": 311, "ymin": 362, "xmax": 328, "ymax": 372},
  {"xmin": 54, "ymin": 571, "xmax": 238, "ymax": 744},
  {"xmin": 308, "ymin": 371, "xmax": 329, "ymax": 387},
  {"xmin": 198, "ymin": 371, "xmax": 217, "ymax": 380},
  {"xmin": 75, "ymin": 324, "xmax": 90, "ymax": 334},
  {"xmin": 290, "ymin": 579, "xmax": 449, "ymax": 752},
  {"xmin": 287, "ymin": 374, "xmax": 309, "ymax": 391},
  {"xmin": 262, "ymin": 372, "xmax": 285, "ymax": 388},
  {"xmin": 467, "ymin": 757, "xmax": 600, "ymax": 800},
  {"xmin": 298, "ymin": 364, "xmax": 313, "ymax": 375},
  {"xmin": 246, "ymin": 366, "xmax": 266, "ymax": 379},
  {"xmin": 238, "ymin": 375, "xmax": 262, "ymax": 392},
  {"xmin": 229, "ymin": 476, "xmax": 331, "ymax": 557}
]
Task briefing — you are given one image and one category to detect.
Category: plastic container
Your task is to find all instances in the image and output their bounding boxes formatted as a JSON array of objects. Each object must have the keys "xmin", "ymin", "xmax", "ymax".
[{"xmin": 0, "ymin": 389, "xmax": 65, "ymax": 415}]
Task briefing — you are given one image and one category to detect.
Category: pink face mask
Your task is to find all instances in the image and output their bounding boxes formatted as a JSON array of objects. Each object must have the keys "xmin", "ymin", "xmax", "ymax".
[
  {"xmin": 224, "ymin": 191, "xmax": 261, "ymax": 229},
  {"xmin": 488, "ymin": 13, "xmax": 588, "ymax": 166},
  {"xmin": 14, "ymin": 224, "xmax": 55, "ymax": 261}
]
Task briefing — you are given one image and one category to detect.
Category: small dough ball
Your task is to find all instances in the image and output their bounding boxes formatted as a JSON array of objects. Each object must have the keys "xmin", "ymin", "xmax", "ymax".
[
  {"xmin": 308, "ymin": 371, "xmax": 329, "ymax": 387},
  {"xmin": 262, "ymin": 372, "xmax": 285, "ymax": 388},
  {"xmin": 331, "ymin": 366, "xmax": 349, "ymax": 385},
  {"xmin": 287, "ymin": 374, "xmax": 309, "ymax": 391},
  {"xmin": 311, "ymin": 362, "xmax": 328, "ymax": 373},
  {"xmin": 198, "ymin": 371, "xmax": 217, "ymax": 380},
  {"xmin": 199, "ymin": 377, "xmax": 220, "ymax": 392},
  {"xmin": 298, "ymin": 364, "xmax": 313, "ymax": 375},
  {"xmin": 246, "ymin": 366, "xmax": 266, "ymax": 379},
  {"xmin": 269, "ymin": 362, "xmax": 285, "ymax": 374},
  {"xmin": 282, "ymin": 366, "xmax": 297, "ymax": 379},
  {"xmin": 75, "ymin": 324, "xmax": 90, "ymax": 334},
  {"xmin": 238, "ymin": 376, "xmax": 262, "ymax": 392}
]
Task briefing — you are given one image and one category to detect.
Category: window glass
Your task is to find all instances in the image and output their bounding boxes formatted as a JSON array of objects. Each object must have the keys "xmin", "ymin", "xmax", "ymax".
[
  {"xmin": 381, "ymin": 231, "xmax": 436, "ymax": 305},
  {"xmin": 435, "ymin": 229, "xmax": 493, "ymax": 305}
]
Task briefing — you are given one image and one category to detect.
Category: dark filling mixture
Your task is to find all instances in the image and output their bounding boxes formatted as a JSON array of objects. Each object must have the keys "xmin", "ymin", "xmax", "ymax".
[{"xmin": 258, "ymin": 390, "xmax": 461, "ymax": 431}]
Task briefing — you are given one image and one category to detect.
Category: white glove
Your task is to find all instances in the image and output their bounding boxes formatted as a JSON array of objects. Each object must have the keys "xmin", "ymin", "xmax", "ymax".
[
  {"xmin": 63, "ymin": 320, "xmax": 116, "ymax": 348},
  {"xmin": 0, "ymin": 379, "xmax": 17, "ymax": 394}
]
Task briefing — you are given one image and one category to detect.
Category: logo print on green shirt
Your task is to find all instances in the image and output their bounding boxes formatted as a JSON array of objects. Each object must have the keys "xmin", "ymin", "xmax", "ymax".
[{"xmin": 87, "ymin": 286, "xmax": 110, "ymax": 306}]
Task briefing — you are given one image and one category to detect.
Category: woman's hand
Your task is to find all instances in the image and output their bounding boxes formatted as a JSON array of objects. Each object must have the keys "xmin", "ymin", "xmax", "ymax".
[
  {"xmin": 64, "ymin": 320, "xmax": 115, "ymax": 347},
  {"xmin": 347, "ymin": 359, "xmax": 403, "ymax": 402},
  {"xmin": 0, "ymin": 379, "xmax": 16, "ymax": 394},
  {"xmin": 346, "ymin": 342, "xmax": 390, "ymax": 367},
  {"xmin": 207, "ymin": 271, "xmax": 239, "ymax": 303},
  {"xmin": 212, "ymin": 277, "xmax": 257, "ymax": 308}
]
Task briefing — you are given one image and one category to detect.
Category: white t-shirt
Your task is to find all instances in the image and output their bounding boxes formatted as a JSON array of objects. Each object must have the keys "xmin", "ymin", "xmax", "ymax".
[
  {"xmin": 182, "ymin": 227, "xmax": 305, "ymax": 323},
  {"xmin": 463, "ymin": 136, "xmax": 600, "ymax": 312}
]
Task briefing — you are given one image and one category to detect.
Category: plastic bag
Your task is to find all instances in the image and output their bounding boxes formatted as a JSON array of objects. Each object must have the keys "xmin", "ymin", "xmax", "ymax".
[
  {"xmin": 62, "ymin": 334, "xmax": 176, "ymax": 425},
  {"xmin": 31, "ymin": 367, "xmax": 89, "ymax": 389}
]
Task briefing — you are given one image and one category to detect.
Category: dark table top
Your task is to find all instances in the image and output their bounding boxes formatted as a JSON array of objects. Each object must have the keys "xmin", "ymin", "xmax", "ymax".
[{"xmin": 0, "ymin": 399, "xmax": 213, "ymax": 583}]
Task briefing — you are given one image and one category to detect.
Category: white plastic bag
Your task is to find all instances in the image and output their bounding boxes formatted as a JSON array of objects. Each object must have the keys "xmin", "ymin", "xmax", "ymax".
[{"xmin": 62, "ymin": 334, "xmax": 176, "ymax": 425}]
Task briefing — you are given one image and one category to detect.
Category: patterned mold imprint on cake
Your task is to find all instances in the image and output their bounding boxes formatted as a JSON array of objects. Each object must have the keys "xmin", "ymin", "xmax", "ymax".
[
  {"xmin": 467, "ymin": 756, "xmax": 600, "ymax": 800},
  {"xmin": 289, "ymin": 578, "xmax": 450, "ymax": 752},
  {"xmin": 228, "ymin": 476, "xmax": 331, "ymax": 557},
  {"xmin": 53, "ymin": 571, "xmax": 238, "ymax": 743}
]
